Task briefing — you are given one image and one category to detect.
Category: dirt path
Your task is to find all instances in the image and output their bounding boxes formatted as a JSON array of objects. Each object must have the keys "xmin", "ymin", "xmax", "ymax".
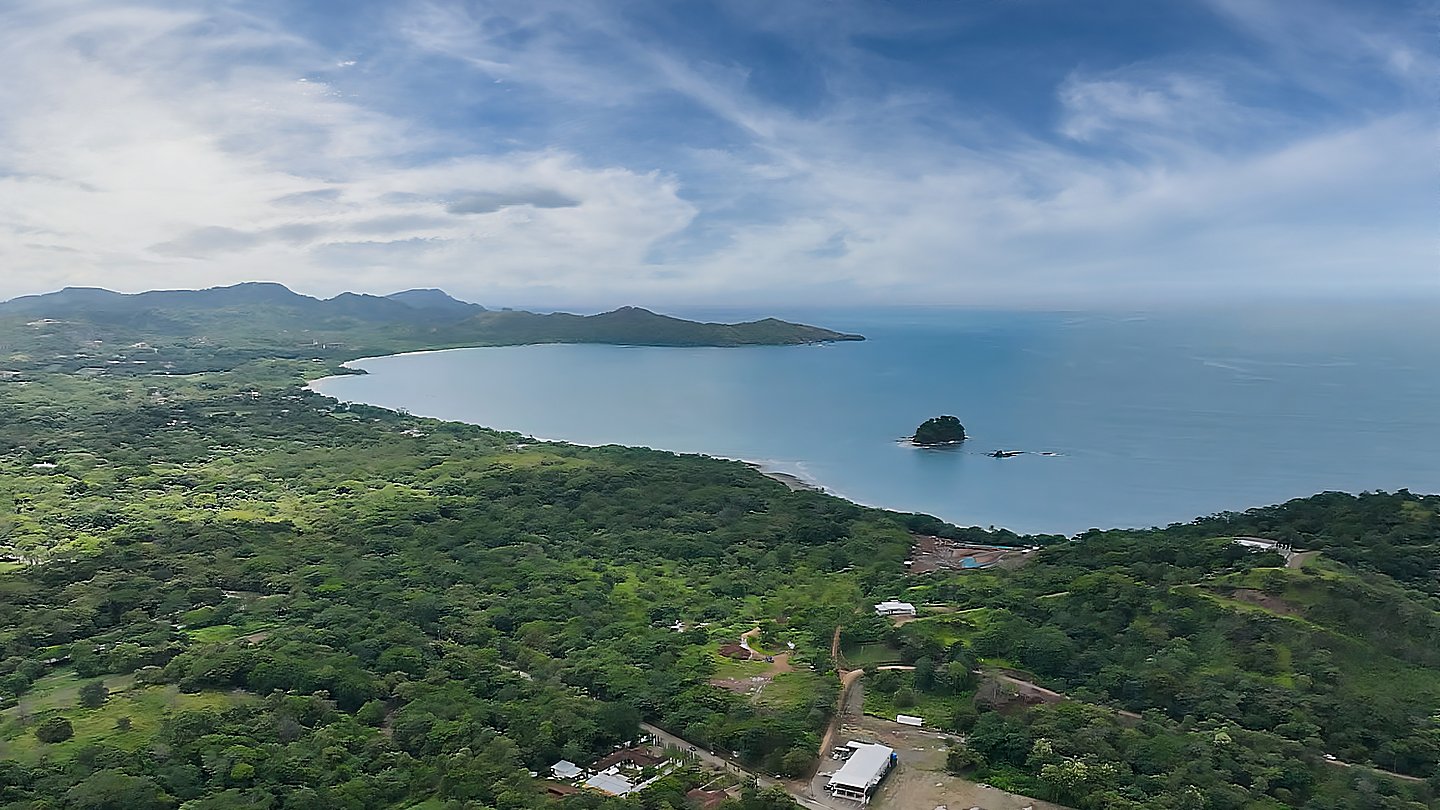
[
  {"xmin": 991, "ymin": 671, "xmax": 1141, "ymax": 720},
  {"xmin": 818, "ymin": 669, "xmax": 865, "ymax": 761},
  {"xmin": 1322, "ymin": 756, "xmax": 1426, "ymax": 783},
  {"xmin": 738, "ymin": 627, "xmax": 794, "ymax": 675},
  {"xmin": 643, "ymin": 722, "xmax": 834, "ymax": 810}
]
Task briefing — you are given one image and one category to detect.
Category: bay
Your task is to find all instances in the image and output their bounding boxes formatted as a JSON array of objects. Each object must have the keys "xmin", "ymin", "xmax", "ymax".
[{"xmin": 312, "ymin": 305, "xmax": 1440, "ymax": 535}]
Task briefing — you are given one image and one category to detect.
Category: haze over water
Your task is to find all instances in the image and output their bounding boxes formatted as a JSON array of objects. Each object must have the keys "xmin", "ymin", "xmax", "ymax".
[{"xmin": 314, "ymin": 306, "xmax": 1440, "ymax": 535}]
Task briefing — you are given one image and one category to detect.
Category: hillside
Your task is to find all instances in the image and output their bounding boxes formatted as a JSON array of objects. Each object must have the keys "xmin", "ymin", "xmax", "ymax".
[{"xmin": 0, "ymin": 283, "xmax": 863, "ymax": 375}]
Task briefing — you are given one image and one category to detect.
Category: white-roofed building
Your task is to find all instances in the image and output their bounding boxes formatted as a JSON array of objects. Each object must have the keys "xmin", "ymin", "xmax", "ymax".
[
  {"xmin": 874, "ymin": 600, "xmax": 916, "ymax": 617},
  {"xmin": 827, "ymin": 742, "xmax": 896, "ymax": 803},
  {"xmin": 585, "ymin": 771, "xmax": 640, "ymax": 796},
  {"xmin": 550, "ymin": 760, "xmax": 582, "ymax": 779},
  {"xmin": 895, "ymin": 714, "xmax": 923, "ymax": 727},
  {"xmin": 1232, "ymin": 536, "xmax": 1295, "ymax": 562}
]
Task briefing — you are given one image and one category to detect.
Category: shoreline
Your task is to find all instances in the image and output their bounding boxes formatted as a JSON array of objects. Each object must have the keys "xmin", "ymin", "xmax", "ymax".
[
  {"xmin": 741, "ymin": 463, "xmax": 825, "ymax": 493},
  {"xmin": 312, "ymin": 367, "xmax": 843, "ymax": 497}
]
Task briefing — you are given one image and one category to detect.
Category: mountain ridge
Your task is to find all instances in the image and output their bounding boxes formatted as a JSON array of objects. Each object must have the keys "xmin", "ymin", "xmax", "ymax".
[{"xmin": 0, "ymin": 282, "xmax": 864, "ymax": 375}]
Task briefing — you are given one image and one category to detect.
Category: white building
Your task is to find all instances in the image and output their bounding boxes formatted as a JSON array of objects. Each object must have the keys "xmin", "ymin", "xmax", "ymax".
[
  {"xmin": 827, "ymin": 742, "xmax": 896, "ymax": 804},
  {"xmin": 1232, "ymin": 537, "xmax": 1295, "ymax": 562},
  {"xmin": 550, "ymin": 760, "xmax": 582, "ymax": 779},
  {"xmin": 585, "ymin": 770, "xmax": 640, "ymax": 796},
  {"xmin": 874, "ymin": 600, "xmax": 916, "ymax": 617},
  {"xmin": 895, "ymin": 714, "xmax": 923, "ymax": 727}
]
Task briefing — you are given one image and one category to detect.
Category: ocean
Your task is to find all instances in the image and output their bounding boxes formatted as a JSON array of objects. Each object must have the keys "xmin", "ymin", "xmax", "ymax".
[{"xmin": 311, "ymin": 305, "xmax": 1440, "ymax": 535}]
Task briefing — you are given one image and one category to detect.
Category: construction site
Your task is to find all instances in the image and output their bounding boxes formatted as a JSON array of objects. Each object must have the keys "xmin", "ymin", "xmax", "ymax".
[{"xmin": 905, "ymin": 535, "xmax": 1038, "ymax": 574}]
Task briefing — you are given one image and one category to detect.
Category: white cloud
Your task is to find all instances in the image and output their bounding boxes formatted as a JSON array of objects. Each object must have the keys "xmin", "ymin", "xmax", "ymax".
[{"xmin": 0, "ymin": 0, "xmax": 1432, "ymax": 308}]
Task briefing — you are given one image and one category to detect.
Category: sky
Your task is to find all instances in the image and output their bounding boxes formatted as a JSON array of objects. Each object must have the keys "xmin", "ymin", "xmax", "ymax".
[{"xmin": 0, "ymin": 0, "xmax": 1435, "ymax": 308}]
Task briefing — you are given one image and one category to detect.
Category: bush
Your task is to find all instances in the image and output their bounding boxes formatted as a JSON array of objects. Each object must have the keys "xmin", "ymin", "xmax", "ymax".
[
  {"xmin": 356, "ymin": 700, "xmax": 387, "ymax": 726},
  {"xmin": 946, "ymin": 744, "xmax": 987, "ymax": 774},
  {"xmin": 35, "ymin": 717, "xmax": 74, "ymax": 743},
  {"xmin": 79, "ymin": 681, "xmax": 109, "ymax": 708}
]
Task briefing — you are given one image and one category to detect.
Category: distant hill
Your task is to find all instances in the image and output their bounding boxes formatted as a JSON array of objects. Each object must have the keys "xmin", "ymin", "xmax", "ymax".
[
  {"xmin": 2, "ymin": 282, "xmax": 468, "ymax": 323},
  {"xmin": 385, "ymin": 288, "xmax": 486, "ymax": 317},
  {"xmin": 0, "ymin": 283, "xmax": 862, "ymax": 375}
]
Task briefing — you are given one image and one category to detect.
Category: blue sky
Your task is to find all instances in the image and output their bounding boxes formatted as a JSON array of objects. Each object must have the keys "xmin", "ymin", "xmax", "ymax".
[{"xmin": 0, "ymin": 0, "xmax": 1433, "ymax": 307}]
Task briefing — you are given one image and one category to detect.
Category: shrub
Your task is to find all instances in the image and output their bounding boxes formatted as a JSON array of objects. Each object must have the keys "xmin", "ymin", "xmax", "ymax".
[{"xmin": 35, "ymin": 717, "xmax": 74, "ymax": 743}]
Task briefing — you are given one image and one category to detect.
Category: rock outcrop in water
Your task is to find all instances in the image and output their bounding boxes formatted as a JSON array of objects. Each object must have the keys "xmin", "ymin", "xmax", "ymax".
[{"xmin": 912, "ymin": 415, "xmax": 966, "ymax": 446}]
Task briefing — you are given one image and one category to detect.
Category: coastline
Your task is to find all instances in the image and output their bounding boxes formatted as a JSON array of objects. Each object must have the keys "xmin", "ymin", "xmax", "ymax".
[
  {"xmin": 312, "ymin": 365, "xmax": 843, "ymax": 497},
  {"xmin": 741, "ymin": 462, "xmax": 825, "ymax": 493}
]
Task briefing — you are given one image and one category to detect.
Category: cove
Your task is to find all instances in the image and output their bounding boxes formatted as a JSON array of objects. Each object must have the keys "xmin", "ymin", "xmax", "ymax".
[{"xmin": 312, "ymin": 306, "xmax": 1440, "ymax": 535}]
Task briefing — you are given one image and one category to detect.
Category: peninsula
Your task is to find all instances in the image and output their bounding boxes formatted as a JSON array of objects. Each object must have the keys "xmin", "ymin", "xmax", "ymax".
[{"xmin": 0, "ymin": 283, "xmax": 864, "ymax": 375}]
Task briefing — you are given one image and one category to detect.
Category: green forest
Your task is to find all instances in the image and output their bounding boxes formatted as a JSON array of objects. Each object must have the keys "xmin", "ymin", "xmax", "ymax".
[{"xmin": 0, "ymin": 299, "xmax": 1437, "ymax": 810}]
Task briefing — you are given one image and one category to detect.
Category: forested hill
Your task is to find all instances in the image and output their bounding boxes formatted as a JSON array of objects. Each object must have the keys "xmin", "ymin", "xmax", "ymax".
[{"xmin": 0, "ymin": 283, "xmax": 863, "ymax": 374}]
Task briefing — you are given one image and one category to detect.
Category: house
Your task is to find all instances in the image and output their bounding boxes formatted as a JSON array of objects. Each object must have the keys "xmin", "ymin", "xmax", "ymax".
[
  {"xmin": 550, "ymin": 760, "xmax": 583, "ymax": 779},
  {"xmin": 827, "ymin": 742, "xmax": 897, "ymax": 804},
  {"xmin": 592, "ymin": 749, "xmax": 662, "ymax": 771},
  {"xmin": 585, "ymin": 771, "xmax": 640, "ymax": 797},
  {"xmin": 896, "ymin": 714, "xmax": 923, "ymax": 727},
  {"xmin": 1232, "ymin": 536, "xmax": 1295, "ymax": 562},
  {"xmin": 874, "ymin": 600, "xmax": 916, "ymax": 617}
]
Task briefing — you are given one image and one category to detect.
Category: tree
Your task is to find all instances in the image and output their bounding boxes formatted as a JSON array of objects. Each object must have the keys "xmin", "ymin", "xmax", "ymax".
[
  {"xmin": 80, "ymin": 680, "xmax": 110, "ymax": 708},
  {"xmin": 35, "ymin": 716, "xmax": 74, "ymax": 743},
  {"xmin": 64, "ymin": 769, "xmax": 176, "ymax": 810},
  {"xmin": 597, "ymin": 702, "xmax": 640, "ymax": 742},
  {"xmin": 781, "ymin": 747, "xmax": 815, "ymax": 777}
]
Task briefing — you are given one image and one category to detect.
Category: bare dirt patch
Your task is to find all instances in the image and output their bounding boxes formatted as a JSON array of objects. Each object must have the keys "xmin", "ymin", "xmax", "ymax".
[
  {"xmin": 908, "ymin": 535, "xmax": 1037, "ymax": 575},
  {"xmin": 1226, "ymin": 589, "xmax": 1301, "ymax": 616},
  {"xmin": 813, "ymin": 714, "xmax": 1069, "ymax": 810}
]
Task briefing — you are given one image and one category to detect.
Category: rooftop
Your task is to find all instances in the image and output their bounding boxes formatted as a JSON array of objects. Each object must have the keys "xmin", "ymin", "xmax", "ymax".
[
  {"xmin": 551, "ymin": 760, "xmax": 583, "ymax": 779},
  {"xmin": 828, "ymin": 742, "xmax": 895, "ymax": 790},
  {"xmin": 585, "ymin": 771, "xmax": 640, "ymax": 796}
]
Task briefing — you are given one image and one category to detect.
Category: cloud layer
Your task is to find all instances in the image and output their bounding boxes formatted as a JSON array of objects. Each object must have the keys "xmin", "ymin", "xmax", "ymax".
[{"xmin": 0, "ymin": 0, "xmax": 1433, "ymax": 307}]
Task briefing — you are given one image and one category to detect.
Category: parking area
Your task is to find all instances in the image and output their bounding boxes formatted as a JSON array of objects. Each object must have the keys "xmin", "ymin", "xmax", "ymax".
[{"xmin": 809, "ymin": 715, "xmax": 1068, "ymax": 810}]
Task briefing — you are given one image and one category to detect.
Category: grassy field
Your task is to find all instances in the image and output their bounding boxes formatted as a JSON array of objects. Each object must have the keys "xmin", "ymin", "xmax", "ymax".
[
  {"xmin": 900, "ymin": 611, "xmax": 985, "ymax": 647},
  {"xmin": 0, "ymin": 683, "xmax": 252, "ymax": 763},
  {"xmin": 3, "ymin": 670, "xmax": 138, "ymax": 718},
  {"xmin": 861, "ymin": 671, "xmax": 966, "ymax": 728},
  {"xmin": 711, "ymin": 654, "xmax": 771, "ymax": 681},
  {"xmin": 182, "ymin": 622, "xmax": 276, "ymax": 644},
  {"xmin": 840, "ymin": 641, "xmax": 904, "ymax": 668},
  {"xmin": 755, "ymin": 670, "xmax": 831, "ymax": 712}
]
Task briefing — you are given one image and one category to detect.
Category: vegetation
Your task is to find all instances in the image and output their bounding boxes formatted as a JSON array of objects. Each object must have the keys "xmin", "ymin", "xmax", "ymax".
[
  {"xmin": 911, "ymin": 415, "xmax": 966, "ymax": 445},
  {"xmin": 0, "ymin": 290, "xmax": 1436, "ymax": 809},
  {"xmin": 0, "ymin": 283, "xmax": 862, "ymax": 376},
  {"xmin": 860, "ymin": 501, "xmax": 1440, "ymax": 809},
  {"xmin": 0, "ymin": 357, "xmax": 911, "ymax": 808}
]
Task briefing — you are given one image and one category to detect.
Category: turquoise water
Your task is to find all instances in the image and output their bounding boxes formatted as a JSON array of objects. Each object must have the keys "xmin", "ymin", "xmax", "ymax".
[{"xmin": 312, "ymin": 306, "xmax": 1440, "ymax": 535}]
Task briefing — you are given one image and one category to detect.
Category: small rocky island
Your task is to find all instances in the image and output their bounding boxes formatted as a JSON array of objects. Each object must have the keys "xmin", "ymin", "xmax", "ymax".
[{"xmin": 912, "ymin": 415, "xmax": 966, "ymax": 446}]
